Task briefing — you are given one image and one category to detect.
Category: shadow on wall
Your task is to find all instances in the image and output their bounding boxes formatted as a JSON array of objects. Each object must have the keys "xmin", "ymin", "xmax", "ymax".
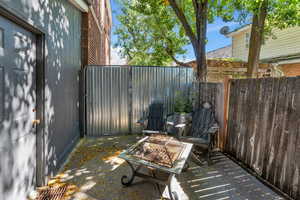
[
  {"xmin": 0, "ymin": 0, "xmax": 81, "ymax": 199},
  {"xmin": 0, "ymin": 18, "xmax": 37, "ymax": 199}
]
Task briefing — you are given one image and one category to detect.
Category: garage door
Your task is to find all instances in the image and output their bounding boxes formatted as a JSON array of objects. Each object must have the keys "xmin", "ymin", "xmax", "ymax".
[{"xmin": 0, "ymin": 15, "xmax": 37, "ymax": 200}]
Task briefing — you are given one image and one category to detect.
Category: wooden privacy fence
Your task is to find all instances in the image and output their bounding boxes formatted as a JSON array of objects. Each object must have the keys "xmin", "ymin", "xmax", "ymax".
[{"xmin": 226, "ymin": 76, "xmax": 300, "ymax": 199}]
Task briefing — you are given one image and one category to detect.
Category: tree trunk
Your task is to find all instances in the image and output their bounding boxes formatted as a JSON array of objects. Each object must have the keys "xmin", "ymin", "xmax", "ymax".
[
  {"xmin": 247, "ymin": 0, "xmax": 268, "ymax": 78},
  {"xmin": 195, "ymin": 0, "xmax": 208, "ymax": 81},
  {"xmin": 168, "ymin": 0, "xmax": 208, "ymax": 80}
]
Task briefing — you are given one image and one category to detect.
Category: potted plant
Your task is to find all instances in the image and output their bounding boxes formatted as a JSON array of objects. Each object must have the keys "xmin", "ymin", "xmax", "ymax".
[
  {"xmin": 167, "ymin": 92, "xmax": 193, "ymax": 136},
  {"xmin": 174, "ymin": 91, "xmax": 192, "ymax": 114}
]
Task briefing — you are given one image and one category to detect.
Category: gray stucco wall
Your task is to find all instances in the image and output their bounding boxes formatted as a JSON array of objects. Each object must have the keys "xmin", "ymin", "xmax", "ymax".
[{"xmin": 0, "ymin": 0, "xmax": 81, "ymax": 184}]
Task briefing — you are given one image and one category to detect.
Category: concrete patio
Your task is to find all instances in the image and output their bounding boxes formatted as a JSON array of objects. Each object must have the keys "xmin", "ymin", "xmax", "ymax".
[{"xmin": 50, "ymin": 135, "xmax": 285, "ymax": 200}]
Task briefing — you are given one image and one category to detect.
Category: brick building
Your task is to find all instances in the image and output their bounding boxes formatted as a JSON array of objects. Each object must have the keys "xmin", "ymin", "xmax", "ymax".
[{"xmin": 82, "ymin": 0, "xmax": 112, "ymax": 66}]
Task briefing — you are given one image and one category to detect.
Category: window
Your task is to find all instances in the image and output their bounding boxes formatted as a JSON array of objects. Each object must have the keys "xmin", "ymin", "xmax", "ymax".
[
  {"xmin": 245, "ymin": 32, "xmax": 250, "ymax": 48},
  {"xmin": 0, "ymin": 28, "xmax": 4, "ymax": 48}
]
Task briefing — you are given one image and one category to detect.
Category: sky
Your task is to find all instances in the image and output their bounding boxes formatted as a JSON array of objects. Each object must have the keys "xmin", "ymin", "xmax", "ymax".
[{"xmin": 110, "ymin": 0, "xmax": 241, "ymax": 63}]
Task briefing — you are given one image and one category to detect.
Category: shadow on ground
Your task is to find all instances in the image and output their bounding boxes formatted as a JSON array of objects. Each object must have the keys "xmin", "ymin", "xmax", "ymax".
[{"xmin": 49, "ymin": 135, "xmax": 285, "ymax": 200}]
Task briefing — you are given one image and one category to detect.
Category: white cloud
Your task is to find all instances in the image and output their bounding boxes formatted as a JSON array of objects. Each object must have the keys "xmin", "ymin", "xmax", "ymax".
[{"xmin": 110, "ymin": 47, "xmax": 127, "ymax": 65}]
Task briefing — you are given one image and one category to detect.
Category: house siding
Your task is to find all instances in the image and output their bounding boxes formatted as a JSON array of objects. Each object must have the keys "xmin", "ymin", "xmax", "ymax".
[
  {"xmin": 232, "ymin": 30, "xmax": 249, "ymax": 61},
  {"xmin": 0, "ymin": 0, "xmax": 81, "ymax": 185},
  {"xmin": 260, "ymin": 26, "xmax": 300, "ymax": 60},
  {"xmin": 232, "ymin": 26, "xmax": 300, "ymax": 62}
]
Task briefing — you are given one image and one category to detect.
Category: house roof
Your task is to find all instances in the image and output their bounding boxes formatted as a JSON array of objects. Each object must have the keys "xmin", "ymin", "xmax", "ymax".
[
  {"xmin": 206, "ymin": 45, "xmax": 232, "ymax": 59},
  {"xmin": 226, "ymin": 24, "xmax": 251, "ymax": 37}
]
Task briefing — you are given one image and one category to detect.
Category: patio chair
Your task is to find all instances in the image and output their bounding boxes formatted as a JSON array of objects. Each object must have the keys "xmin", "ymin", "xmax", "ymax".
[
  {"xmin": 137, "ymin": 102, "xmax": 171, "ymax": 135},
  {"xmin": 173, "ymin": 102, "xmax": 219, "ymax": 165}
]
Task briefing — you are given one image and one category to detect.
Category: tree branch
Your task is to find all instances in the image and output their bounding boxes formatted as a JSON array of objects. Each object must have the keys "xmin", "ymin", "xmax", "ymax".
[
  {"xmin": 152, "ymin": 15, "xmax": 189, "ymax": 67},
  {"xmin": 168, "ymin": 0, "xmax": 197, "ymax": 48},
  {"xmin": 165, "ymin": 48, "xmax": 190, "ymax": 67},
  {"xmin": 247, "ymin": 0, "xmax": 268, "ymax": 77},
  {"xmin": 192, "ymin": 0, "xmax": 201, "ymax": 45}
]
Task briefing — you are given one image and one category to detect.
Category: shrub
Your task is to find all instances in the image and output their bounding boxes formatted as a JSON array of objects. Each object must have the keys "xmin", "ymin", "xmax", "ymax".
[{"xmin": 174, "ymin": 91, "xmax": 192, "ymax": 113}]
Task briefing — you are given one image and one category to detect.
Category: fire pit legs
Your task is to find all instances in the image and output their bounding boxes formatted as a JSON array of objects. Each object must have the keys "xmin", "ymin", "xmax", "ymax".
[
  {"xmin": 121, "ymin": 161, "xmax": 139, "ymax": 186},
  {"xmin": 119, "ymin": 136, "xmax": 193, "ymax": 200},
  {"xmin": 120, "ymin": 161, "xmax": 179, "ymax": 200},
  {"xmin": 167, "ymin": 175, "xmax": 178, "ymax": 200}
]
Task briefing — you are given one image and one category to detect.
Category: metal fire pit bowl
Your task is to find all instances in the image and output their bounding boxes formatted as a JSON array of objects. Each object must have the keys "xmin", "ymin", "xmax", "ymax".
[
  {"xmin": 119, "ymin": 134, "xmax": 193, "ymax": 200},
  {"xmin": 129, "ymin": 134, "xmax": 184, "ymax": 168}
]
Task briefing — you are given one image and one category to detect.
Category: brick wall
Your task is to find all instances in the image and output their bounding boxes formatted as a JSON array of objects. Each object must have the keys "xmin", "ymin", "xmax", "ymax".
[
  {"xmin": 81, "ymin": 0, "xmax": 111, "ymax": 67},
  {"xmin": 278, "ymin": 62, "xmax": 300, "ymax": 77}
]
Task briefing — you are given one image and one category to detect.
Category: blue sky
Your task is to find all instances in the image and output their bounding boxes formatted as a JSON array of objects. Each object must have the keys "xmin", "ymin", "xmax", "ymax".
[{"xmin": 110, "ymin": 0, "xmax": 240, "ymax": 61}]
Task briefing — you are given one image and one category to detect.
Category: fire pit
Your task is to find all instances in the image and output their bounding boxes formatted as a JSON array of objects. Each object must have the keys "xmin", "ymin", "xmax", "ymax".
[
  {"xmin": 129, "ymin": 134, "xmax": 185, "ymax": 168},
  {"xmin": 119, "ymin": 134, "xmax": 193, "ymax": 200}
]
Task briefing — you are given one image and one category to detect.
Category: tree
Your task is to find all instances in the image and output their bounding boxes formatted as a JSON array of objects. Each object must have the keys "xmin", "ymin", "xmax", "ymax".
[
  {"xmin": 237, "ymin": 0, "xmax": 300, "ymax": 77},
  {"xmin": 168, "ymin": 0, "xmax": 208, "ymax": 80},
  {"xmin": 114, "ymin": 0, "xmax": 189, "ymax": 66},
  {"xmin": 247, "ymin": 0, "xmax": 268, "ymax": 77},
  {"xmin": 133, "ymin": 0, "xmax": 236, "ymax": 80}
]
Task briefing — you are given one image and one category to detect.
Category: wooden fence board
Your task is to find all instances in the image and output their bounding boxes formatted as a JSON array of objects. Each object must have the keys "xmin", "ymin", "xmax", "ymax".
[
  {"xmin": 276, "ymin": 78, "xmax": 294, "ymax": 189},
  {"xmin": 258, "ymin": 79, "xmax": 267, "ymax": 174},
  {"xmin": 253, "ymin": 79, "xmax": 262, "ymax": 166},
  {"xmin": 296, "ymin": 125, "xmax": 300, "ymax": 199},
  {"xmin": 227, "ymin": 80, "xmax": 239, "ymax": 155},
  {"xmin": 222, "ymin": 76, "xmax": 230, "ymax": 150},
  {"xmin": 226, "ymin": 76, "xmax": 300, "ymax": 200},
  {"xmin": 238, "ymin": 79, "xmax": 249, "ymax": 160},
  {"xmin": 244, "ymin": 79, "xmax": 256, "ymax": 165},
  {"xmin": 225, "ymin": 80, "xmax": 233, "ymax": 152},
  {"xmin": 292, "ymin": 78, "xmax": 300, "ymax": 198},
  {"xmin": 258, "ymin": 78, "xmax": 273, "ymax": 177},
  {"xmin": 264, "ymin": 78, "xmax": 280, "ymax": 180},
  {"xmin": 232, "ymin": 80, "xmax": 240, "ymax": 158},
  {"xmin": 252, "ymin": 78, "xmax": 264, "ymax": 175},
  {"xmin": 285, "ymin": 77, "xmax": 298, "ymax": 195},
  {"xmin": 265, "ymin": 78, "xmax": 282, "ymax": 184},
  {"xmin": 272, "ymin": 78, "xmax": 288, "ymax": 186}
]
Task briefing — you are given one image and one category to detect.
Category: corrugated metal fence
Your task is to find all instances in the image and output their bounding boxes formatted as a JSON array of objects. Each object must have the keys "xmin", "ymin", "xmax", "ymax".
[{"xmin": 84, "ymin": 66, "xmax": 194, "ymax": 136}]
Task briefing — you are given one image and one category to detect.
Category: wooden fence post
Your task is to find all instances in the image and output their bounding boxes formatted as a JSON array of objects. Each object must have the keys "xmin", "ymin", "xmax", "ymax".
[{"xmin": 221, "ymin": 76, "xmax": 230, "ymax": 151}]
